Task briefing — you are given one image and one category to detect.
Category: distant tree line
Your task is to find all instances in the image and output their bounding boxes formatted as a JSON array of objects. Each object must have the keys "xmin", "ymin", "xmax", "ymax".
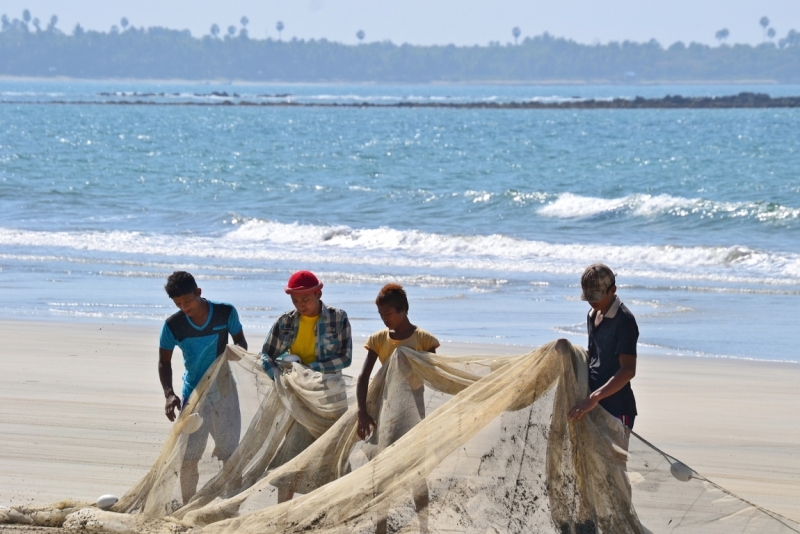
[{"xmin": 2, "ymin": 11, "xmax": 800, "ymax": 83}]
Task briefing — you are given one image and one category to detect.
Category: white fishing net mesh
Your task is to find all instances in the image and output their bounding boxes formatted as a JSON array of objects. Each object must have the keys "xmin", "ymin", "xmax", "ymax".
[{"xmin": 2, "ymin": 340, "xmax": 798, "ymax": 534}]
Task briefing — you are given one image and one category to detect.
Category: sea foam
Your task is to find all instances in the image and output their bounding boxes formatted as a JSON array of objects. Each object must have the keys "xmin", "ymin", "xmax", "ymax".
[
  {"xmin": 2, "ymin": 222, "xmax": 799, "ymax": 285},
  {"xmin": 538, "ymin": 192, "xmax": 800, "ymax": 223}
]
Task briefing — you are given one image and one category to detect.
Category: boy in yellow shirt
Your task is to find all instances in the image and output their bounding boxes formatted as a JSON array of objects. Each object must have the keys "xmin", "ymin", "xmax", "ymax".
[
  {"xmin": 356, "ymin": 283, "xmax": 439, "ymax": 437},
  {"xmin": 357, "ymin": 283, "xmax": 439, "ymax": 533}
]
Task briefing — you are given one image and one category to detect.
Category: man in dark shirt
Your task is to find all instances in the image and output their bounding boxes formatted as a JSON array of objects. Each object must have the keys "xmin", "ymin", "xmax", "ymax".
[{"xmin": 568, "ymin": 263, "xmax": 638, "ymax": 429}]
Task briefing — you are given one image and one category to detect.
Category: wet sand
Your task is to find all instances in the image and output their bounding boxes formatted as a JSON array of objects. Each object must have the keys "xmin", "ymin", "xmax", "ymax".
[{"xmin": 1, "ymin": 319, "xmax": 798, "ymax": 522}]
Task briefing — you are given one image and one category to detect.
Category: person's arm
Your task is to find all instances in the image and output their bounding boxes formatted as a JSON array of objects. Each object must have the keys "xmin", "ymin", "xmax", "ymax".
[
  {"xmin": 356, "ymin": 349, "xmax": 380, "ymax": 440},
  {"xmin": 568, "ymin": 354, "xmax": 636, "ymax": 421},
  {"xmin": 259, "ymin": 319, "xmax": 287, "ymax": 380},
  {"xmin": 158, "ymin": 348, "xmax": 182, "ymax": 421},
  {"xmin": 309, "ymin": 311, "xmax": 353, "ymax": 373},
  {"xmin": 227, "ymin": 306, "xmax": 247, "ymax": 351},
  {"xmin": 231, "ymin": 330, "xmax": 247, "ymax": 350}
]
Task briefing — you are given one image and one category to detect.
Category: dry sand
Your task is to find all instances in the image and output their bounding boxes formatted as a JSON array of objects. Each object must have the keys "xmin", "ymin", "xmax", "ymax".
[{"xmin": 1, "ymin": 319, "xmax": 798, "ymax": 524}]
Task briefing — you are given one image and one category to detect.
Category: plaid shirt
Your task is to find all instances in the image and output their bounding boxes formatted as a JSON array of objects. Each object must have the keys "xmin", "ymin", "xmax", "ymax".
[{"xmin": 260, "ymin": 301, "xmax": 352, "ymax": 380}]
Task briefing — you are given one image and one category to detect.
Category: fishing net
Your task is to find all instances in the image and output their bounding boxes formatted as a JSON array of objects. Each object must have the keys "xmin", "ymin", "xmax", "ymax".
[{"xmin": 2, "ymin": 341, "xmax": 798, "ymax": 534}]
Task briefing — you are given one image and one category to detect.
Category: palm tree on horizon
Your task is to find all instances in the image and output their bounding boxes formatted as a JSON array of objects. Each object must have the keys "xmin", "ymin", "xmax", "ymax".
[
  {"xmin": 760, "ymin": 16, "xmax": 770, "ymax": 41},
  {"xmin": 767, "ymin": 27, "xmax": 776, "ymax": 41}
]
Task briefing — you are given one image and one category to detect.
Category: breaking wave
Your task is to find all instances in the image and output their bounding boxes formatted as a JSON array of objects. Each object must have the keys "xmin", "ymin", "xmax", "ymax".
[
  {"xmin": 537, "ymin": 192, "xmax": 800, "ymax": 223},
  {"xmin": 2, "ymin": 220, "xmax": 799, "ymax": 284}
]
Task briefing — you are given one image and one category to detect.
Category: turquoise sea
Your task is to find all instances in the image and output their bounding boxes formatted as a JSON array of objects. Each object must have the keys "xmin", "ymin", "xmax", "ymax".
[{"xmin": 1, "ymin": 80, "xmax": 799, "ymax": 361}]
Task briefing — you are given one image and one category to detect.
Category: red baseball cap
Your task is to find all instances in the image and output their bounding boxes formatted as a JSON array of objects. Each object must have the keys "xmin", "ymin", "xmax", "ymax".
[{"xmin": 285, "ymin": 271, "xmax": 323, "ymax": 294}]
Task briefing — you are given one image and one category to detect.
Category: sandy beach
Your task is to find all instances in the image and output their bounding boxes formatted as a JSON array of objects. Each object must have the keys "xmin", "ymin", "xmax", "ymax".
[{"xmin": 1, "ymin": 318, "xmax": 799, "ymax": 525}]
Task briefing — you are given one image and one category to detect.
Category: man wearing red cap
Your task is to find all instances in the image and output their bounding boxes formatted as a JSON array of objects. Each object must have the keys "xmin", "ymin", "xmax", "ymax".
[
  {"xmin": 259, "ymin": 270, "xmax": 352, "ymax": 501},
  {"xmin": 260, "ymin": 270, "xmax": 352, "ymax": 380}
]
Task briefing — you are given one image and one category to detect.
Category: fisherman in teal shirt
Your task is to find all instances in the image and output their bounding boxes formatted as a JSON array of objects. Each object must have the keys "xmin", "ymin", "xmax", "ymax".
[{"xmin": 158, "ymin": 271, "xmax": 247, "ymax": 504}]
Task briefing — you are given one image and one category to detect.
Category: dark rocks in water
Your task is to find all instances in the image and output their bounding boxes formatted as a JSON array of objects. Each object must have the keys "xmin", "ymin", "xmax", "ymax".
[
  {"xmin": 264, "ymin": 92, "xmax": 795, "ymax": 109},
  {"xmin": 26, "ymin": 91, "xmax": 800, "ymax": 109},
  {"xmin": 593, "ymin": 91, "xmax": 783, "ymax": 109},
  {"xmin": 380, "ymin": 92, "xmax": 800, "ymax": 109}
]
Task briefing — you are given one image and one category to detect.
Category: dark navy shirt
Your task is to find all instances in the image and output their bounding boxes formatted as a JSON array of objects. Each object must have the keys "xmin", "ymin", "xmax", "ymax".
[
  {"xmin": 159, "ymin": 300, "xmax": 242, "ymax": 400},
  {"xmin": 587, "ymin": 297, "xmax": 638, "ymax": 417}
]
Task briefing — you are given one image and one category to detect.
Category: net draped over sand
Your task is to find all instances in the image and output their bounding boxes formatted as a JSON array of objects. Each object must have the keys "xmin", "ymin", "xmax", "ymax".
[{"xmin": 2, "ymin": 341, "xmax": 799, "ymax": 534}]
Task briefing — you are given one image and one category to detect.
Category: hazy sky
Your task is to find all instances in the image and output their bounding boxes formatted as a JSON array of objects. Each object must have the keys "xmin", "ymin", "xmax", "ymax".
[{"xmin": 4, "ymin": 0, "xmax": 799, "ymax": 47}]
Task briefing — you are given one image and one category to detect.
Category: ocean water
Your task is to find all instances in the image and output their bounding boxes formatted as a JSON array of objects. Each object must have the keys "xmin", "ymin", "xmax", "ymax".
[{"xmin": 1, "ymin": 80, "xmax": 799, "ymax": 362}]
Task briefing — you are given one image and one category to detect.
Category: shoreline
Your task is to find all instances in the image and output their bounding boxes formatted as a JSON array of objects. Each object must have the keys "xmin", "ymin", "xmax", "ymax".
[
  {"xmin": 1, "ymin": 318, "xmax": 798, "ymax": 522},
  {"xmin": 11, "ymin": 313, "xmax": 798, "ymax": 365}
]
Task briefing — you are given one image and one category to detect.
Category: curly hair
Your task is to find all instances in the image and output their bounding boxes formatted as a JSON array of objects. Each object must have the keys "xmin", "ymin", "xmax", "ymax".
[{"xmin": 375, "ymin": 283, "xmax": 409, "ymax": 313}]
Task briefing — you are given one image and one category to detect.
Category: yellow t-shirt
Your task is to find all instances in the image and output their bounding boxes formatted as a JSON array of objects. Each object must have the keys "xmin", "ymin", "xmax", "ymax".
[
  {"xmin": 365, "ymin": 327, "xmax": 440, "ymax": 365},
  {"xmin": 290, "ymin": 314, "xmax": 320, "ymax": 365}
]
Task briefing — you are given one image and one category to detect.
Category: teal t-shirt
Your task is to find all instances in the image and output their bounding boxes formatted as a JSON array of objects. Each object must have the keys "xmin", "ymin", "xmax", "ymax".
[{"xmin": 159, "ymin": 300, "xmax": 242, "ymax": 400}]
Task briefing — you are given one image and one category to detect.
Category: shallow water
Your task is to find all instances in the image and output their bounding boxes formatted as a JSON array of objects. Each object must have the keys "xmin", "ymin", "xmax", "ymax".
[{"xmin": 1, "ymin": 80, "xmax": 798, "ymax": 361}]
